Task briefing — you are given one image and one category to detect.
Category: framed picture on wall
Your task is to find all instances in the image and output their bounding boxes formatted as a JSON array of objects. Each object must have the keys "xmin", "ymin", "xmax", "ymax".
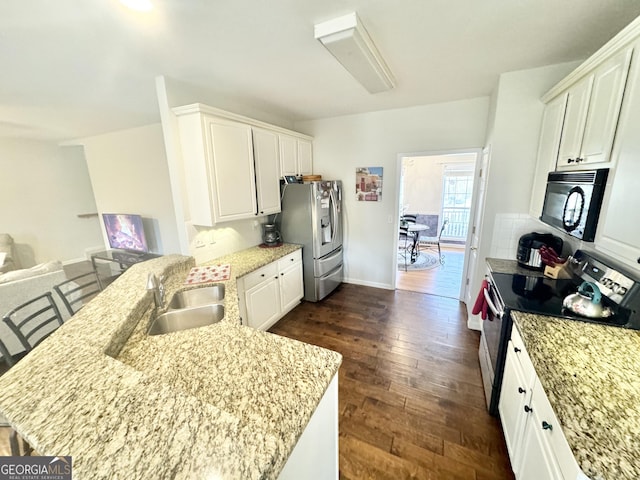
[{"xmin": 356, "ymin": 167, "xmax": 383, "ymax": 202}]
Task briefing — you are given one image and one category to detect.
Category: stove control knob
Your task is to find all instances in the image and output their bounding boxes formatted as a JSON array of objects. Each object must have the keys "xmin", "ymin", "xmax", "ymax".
[{"xmin": 613, "ymin": 284, "xmax": 628, "ymax": 296}]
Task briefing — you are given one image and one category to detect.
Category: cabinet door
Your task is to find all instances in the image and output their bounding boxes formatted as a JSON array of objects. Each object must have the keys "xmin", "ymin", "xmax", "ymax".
[
  {"xmin": 529, "ymin": 94, "xmax": 568, "ymax": 218},
  {"xmin": 557, "ymin": 75, "xmax": 593, "ymax": 168},
  {"xmin": 596, "ymin": 46, "xmax": 640, "ymax": 268},
  {"xmin": 279, "ymin": 134, "xmax": 298, "ymax": 176},
  {"xmin": 518, "ymin": 407, "xmax": 564, "ymax": 480},
  {"xmin": 279, "ymin": 260, "xmax": 303, "ymax": 314},
  {"xmin": 498, "ymin": 341, "xmax": 530, "ymax": 473},
  {"xmin": 245, "ymin": 276, "xmax": 281, "ymax": 331},
  {"xmin": 297, "ymin": 140, "xmax": 313, "ymax": 175},
  {"xmin": 253, "ymin": 128, "xmax": 281, "ymax": 216},
  {"xmin": 207, "ymin": 117, "xmax": 257, "ymax": 222},
  {"xmin": 580, "ymin": 48, "xmax": 633, "ymax": 166}
]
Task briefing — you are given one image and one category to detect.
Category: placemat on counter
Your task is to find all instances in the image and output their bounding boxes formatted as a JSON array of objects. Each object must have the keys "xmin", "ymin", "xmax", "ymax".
[{"xmin": 185, "ymin": 264, "xmax": 231, "ymax": 284}]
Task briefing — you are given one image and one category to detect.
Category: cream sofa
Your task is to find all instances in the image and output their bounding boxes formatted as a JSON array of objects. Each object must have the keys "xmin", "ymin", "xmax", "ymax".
[
  {"xmin": 0, "ymin": 260, "xmax": 71, "ymax": 360},
  {"xmin": 0, "ymin": 233, "xmax": 17, "ymax": 274}
]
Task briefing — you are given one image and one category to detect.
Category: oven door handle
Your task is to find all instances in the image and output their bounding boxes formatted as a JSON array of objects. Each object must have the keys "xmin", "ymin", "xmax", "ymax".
[{"xmin": 483, "ymin": 287, "xmax": 503, "ymax": 319}]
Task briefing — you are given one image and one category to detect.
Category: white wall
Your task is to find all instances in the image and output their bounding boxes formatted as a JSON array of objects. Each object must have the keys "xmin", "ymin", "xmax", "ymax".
[
  {"xmin": 469, "ymin": 61, "xmax": 582, "ymax": 307},
  {"xmin": 0, "ymin": 139, "xmax": 102, "ymax": 266},
  {"xmin": 295, "ymin": 98, "xmax": 490, "ymax": 289},
  {"xmin": 401, "ymin": 156, "xmax": 446, "ymax": 216},
  {"xmin": 401, "ymin": 153, "xmax": 476, "ymax": 216},
  {"xmin": 78, "ymin": 124, "xmax": 181, "ymax": 255}
]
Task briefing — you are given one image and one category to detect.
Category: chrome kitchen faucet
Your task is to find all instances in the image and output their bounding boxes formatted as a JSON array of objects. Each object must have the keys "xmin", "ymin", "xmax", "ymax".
[{"xmin": 146, "ymin": 273, "xmax": 165, "ymax": 309}]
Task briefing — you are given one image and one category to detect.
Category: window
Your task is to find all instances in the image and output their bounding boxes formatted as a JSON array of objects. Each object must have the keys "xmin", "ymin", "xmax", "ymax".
[{"xmin": 442, "ymin": 168, "xmax": 474, "ymax": 240}]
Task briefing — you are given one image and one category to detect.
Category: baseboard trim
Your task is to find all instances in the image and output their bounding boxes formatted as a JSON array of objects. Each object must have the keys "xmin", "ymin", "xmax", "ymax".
[
  {"xmin": 342, "ymin": 278, "xmax": 394, "ymax": 290},
  {"xmin": 467, "ymin": 315, "xmax": 482, "ymax": 331}
]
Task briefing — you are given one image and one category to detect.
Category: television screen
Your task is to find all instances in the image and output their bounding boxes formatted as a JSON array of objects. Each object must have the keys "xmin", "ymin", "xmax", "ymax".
[{"xmin": 102, "ymin": 213, "xmax": 149, "ymax": 253}]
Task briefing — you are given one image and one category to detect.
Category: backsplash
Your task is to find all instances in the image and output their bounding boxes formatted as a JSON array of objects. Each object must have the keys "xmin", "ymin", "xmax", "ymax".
[
  {"xmin": 187, "ymin": 219, "xmax": 263, "ymax": 265},
  {"xmin": 489, "ymin": 214, "xmax": 538, "ymax": 259},
  {"xmin": 489, "ymin": 213, "xmax": 581, "ymax": 259}
]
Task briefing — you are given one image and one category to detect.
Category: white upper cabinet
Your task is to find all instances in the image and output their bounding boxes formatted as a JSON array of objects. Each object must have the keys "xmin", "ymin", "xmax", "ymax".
[
  {"xmin": 556, "ymin": 47, "xmax": 633, "ymax": 169},
  {"xmin": 529, "ymin": 93, "xmax": 568, "ymax": 218},
  {"xmin": 207, "ymin": 118, "xmax": 258, "ymax": 221},
  {"xmin": 580, "ymin": 48, "xmax": 633, "ymax": 165},
  {"xmin": 597, "ymin": 39, "xmax": 640, "ymax": 269},
  {"xmin": 280, "ymin": 134, "xmax": 313, "ymax": 176},
  {"xmin": 556, "ymin": 76, "xmax": 593, "ymax": 168},
  {"xmin": 174, "ymin": 104, "xmax": 312, "ymax": 226},
  {"xmin": 296, "ymin": 139, "xmax": 313, "ymax": 175},
  {"xmin": 252, "ymin": 128, "xmax": 282, "ymax": 216},
  {"xmin": 175, "ymin": 113, "xmax": 257, "ymax": 226}
]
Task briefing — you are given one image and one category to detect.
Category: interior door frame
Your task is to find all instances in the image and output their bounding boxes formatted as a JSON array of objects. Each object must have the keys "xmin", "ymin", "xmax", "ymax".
[
  {"xmin": 393, "ymin": 147, "xmax": 483, "ymax": 300},
  {"xmin": 462, "ymin": 146, "xmax": 491, "ymax": 313}
]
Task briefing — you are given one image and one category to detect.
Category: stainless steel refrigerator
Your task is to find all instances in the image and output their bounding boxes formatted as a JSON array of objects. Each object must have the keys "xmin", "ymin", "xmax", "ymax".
[{"xmin": 279, "ymin": 180, "xmax": 343, "ymax": 302}]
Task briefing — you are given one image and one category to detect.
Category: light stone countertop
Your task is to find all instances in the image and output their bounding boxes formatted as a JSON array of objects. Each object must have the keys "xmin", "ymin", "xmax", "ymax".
[
  {"xmin": 0, "ymin": 244, "xmax": 342, "ymax": 479},
  {"xmin": 486, "ymin": 257, "xmax": 546, "ymax": 277},
  {"xmin": 512, "ymin": 312, "xmax": 640, "ymax": 480}
]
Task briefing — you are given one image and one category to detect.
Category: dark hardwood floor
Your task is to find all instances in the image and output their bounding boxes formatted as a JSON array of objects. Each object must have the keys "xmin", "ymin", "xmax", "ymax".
[{"xmin": 270, "ymin": 283, "xmax": 514, "ymax": 480}]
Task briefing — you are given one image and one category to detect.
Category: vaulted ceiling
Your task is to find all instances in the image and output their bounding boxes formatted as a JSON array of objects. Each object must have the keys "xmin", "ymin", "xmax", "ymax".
[{"xmin": 2, "ymin": 0, "xmax": 640, "ymax": 141}]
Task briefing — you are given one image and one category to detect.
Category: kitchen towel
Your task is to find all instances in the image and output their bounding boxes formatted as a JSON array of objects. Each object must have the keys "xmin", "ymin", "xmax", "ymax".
[
  {"xmin": 185, "ymin": 265, "xmax": 231, "ymax": 284},
  {"xmin": 472, "ymin": 279, "xmax": 491, "ymax": 320}
]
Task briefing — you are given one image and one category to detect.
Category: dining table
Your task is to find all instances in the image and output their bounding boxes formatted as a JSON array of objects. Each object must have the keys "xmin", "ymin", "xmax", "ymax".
[{"xmin": 405, "ymin": 223, "xmax": 429, "ymax": 263}]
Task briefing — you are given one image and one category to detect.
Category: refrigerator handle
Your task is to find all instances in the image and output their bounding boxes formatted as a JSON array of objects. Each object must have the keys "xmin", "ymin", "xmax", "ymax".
[{"xmin": 330, "ymin": 189, "xmax": 338, "ymax": 244}]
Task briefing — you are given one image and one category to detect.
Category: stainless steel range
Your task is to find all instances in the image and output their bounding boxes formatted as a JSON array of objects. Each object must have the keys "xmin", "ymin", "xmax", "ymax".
[{"xmin": 478, "ymin": 249, "xmax": 640, "ymax": 416}]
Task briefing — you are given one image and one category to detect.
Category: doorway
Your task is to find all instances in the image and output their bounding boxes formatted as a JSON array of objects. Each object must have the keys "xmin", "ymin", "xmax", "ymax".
[{"xmin": 395, "ymin": 151, "xmax": 479, "ymax": 299}]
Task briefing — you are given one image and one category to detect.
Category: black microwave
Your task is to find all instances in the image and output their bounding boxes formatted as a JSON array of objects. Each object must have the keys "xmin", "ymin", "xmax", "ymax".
[{"xmin": 539, "ymin": 169, "xmax": 608, "ymax": 242}]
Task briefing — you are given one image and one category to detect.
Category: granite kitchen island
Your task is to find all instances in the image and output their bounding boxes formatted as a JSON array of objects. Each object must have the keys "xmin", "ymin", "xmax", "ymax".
[{"xmin": 0, "ymin": 245, "xmax": 342, "ymax": 479}]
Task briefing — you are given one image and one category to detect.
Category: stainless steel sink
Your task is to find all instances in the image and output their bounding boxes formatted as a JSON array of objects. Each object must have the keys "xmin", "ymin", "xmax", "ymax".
[
  {"xmin": 167, "ymin": 284, "xmax": 225, "ymax": 309},
  {"xmin": 148, "ymin": 304, "xmax": 225, "ymax": 336}
]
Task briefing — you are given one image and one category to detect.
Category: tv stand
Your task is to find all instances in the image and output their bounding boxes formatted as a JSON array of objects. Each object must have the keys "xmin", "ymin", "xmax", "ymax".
[{"xmin": 91, "ymin": 250, "xmax": 161, "ymax": 288}]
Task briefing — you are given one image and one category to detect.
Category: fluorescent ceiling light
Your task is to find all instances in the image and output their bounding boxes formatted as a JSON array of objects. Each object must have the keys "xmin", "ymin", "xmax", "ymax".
[
  {"xmin": 314, "ymin": 12, "xmax": 395, "ymax": 94},
  {"xmin": 120, "ymin": 0, "xmax": 153, "ymax": 12}
]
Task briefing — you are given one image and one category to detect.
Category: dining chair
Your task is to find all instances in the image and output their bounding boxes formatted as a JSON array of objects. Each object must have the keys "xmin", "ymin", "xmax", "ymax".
[
  {"xmin": 53, "ymin": 271, "xmax": 102, "ymax": 316},
  {"xmin": 401, "ymin": 214, "xmax": 417, "ymax": 224},
  {"xmin": 398, "ymin": 225, "xmax": 417, "ymax": 271},
  {"xmin": 2, "ymin": 292, "xmax": 64, "ymax": 367},
  {"xmin": 0, "ymin": 337, "xmax": 11, "ymax": 370},
  {"xmin": 421, "ymin": 218, "xmax": 449, "ymax": 263},
  {"xmin": 1, "ymin": 294, "xmax": 60, "ymax": 456}
]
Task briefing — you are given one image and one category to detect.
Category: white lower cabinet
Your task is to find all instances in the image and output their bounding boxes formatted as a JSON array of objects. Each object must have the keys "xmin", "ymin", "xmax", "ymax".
[
  {"xmin": 517, "ymin": 401, "xmax": 564, "ymax": 480},
  {"xmin": 278, "ymin": 254, "xmax": 304, "ymax": 313},
  {"xmin": 499, "ymin": 326, "xmax": 586, "ymax": 480},
  {"xmin": 499, "ymin": 340, "xmax": 531, "ymax": 472},
  {"xmin": 278, "ymin": 374, "xmax": 339, "ymax": 479},
  {"xmin": 238, "ymin": 250, "xmax": 303, "ymax": 330}
]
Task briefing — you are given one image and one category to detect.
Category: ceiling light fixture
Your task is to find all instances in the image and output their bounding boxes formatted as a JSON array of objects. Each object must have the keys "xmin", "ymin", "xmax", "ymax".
[
  {"xmin": 119, "ymin": 0, "xmax": 153, "ymax": 12},
  {"xmin": 314, "ymin": 12, "xmax": 395, "ymax": 94}
]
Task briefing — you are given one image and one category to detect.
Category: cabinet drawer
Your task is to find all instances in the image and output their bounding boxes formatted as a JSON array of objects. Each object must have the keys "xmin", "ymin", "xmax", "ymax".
[
  {"xmin": 531, "ymin": 381, "xmax": 581, "ymax": 479},
  {"xmin": 242, "ymin": 263, "xmax": 278, "ymax": 291},
  {"xmin": 278, "ymin": 250, "xmax": 302, "ymax": 270},
  {"xmin": 510, "ymin": 325, "xmax": 536, "ymax": 388}
]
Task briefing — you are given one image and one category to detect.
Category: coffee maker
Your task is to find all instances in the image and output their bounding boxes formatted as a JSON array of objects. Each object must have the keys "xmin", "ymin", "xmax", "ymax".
[
  {"xmin": 262, "ymin": 223, "xmax": 281, "ymax": 247},
  {"xmin": 517, "ymin": 232, "xmax": 563, "ymax": 270}
]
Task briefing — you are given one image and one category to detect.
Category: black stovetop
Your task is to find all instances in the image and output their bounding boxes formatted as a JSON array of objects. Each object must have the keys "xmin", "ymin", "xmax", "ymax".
[{"xmin": 491, "ymin": 272, "xmax": 636, "ymax": 328}]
